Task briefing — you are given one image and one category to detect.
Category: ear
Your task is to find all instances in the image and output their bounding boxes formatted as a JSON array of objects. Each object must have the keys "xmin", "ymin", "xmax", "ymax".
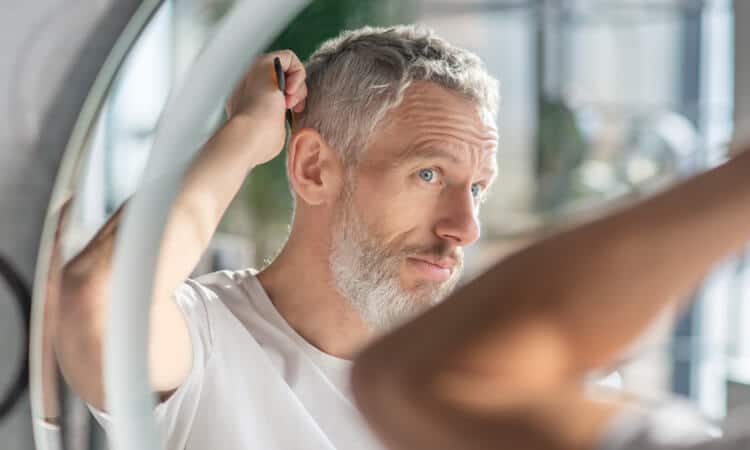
[{"xmin": 287, "ymin": 128, "xmax": 345, "ymax": 206}]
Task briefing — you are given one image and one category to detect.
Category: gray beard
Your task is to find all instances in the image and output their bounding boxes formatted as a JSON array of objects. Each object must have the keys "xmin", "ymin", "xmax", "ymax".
[{"xmin": 328, "ymin": 190, "xmax": 463, "ymax": 332}]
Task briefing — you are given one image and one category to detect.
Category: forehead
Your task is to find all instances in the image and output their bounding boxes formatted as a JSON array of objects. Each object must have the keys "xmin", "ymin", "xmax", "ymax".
[{"xmin": 367, "ymin": 81, "xmax": 498, "ymax": 167}]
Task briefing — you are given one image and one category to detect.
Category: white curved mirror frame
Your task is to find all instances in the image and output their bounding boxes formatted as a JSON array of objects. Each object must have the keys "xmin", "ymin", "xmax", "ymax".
[{"xmin": 106, "ymin": 0, "xmax": 309, "ymax": 448}]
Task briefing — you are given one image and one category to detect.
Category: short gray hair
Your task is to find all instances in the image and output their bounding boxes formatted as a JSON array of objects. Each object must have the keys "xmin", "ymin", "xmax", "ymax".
[{"xmin": 296, "ymin": 24, "xmax": 500, "ymax": 167}]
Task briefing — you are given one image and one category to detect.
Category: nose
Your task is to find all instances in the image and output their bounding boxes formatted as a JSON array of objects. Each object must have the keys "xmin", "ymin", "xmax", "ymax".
[{"xmin": 434, "ymin": 187, "xmax": 480, "ymax": 246}]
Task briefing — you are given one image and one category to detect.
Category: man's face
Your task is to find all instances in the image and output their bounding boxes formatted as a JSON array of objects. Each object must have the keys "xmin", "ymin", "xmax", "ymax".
[{"xmin": 329, "ymin": 81, "xmax": 499, "ymax": 331}]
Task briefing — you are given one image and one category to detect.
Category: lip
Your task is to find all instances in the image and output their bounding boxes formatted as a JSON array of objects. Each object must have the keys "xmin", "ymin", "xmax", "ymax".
[
  {"xmin": 406, "ymin": 257, "xmax": 454, "ymax": 282},
  {"xmin": 412, "ymin": 256, "xmax": 455, "ymax": 270}
]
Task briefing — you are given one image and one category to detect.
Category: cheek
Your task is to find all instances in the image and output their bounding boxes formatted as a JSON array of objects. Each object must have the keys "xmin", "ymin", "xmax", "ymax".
[
  {"xmin": 361, "ymin": 187, "xmax": 437, "ymax": 241},
  {"xmin": 354, "ymin": 169, "xmax": 440, "ymax": 239}
]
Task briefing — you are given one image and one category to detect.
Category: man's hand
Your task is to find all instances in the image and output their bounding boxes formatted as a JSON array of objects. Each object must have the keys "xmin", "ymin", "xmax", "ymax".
[{"xmin": 225, "ymin": 50, "xmax": 308, "ymax": 166}]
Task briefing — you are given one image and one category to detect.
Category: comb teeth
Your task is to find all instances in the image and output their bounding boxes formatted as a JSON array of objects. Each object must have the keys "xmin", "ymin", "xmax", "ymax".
[
  {"xmin": 273, "ymin": 56, "xmax": 286, "ymax": 92},
  {"xmin": 286, "ymin": 110, "xmax": 295, "ymax": 129},
  {"xmin": 273, "ymin": 56, "xmax": 294, "ymax": 130}
]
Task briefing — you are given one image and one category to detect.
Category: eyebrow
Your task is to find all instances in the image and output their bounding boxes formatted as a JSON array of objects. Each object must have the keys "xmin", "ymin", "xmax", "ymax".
[{"xmin": 399, "ymin": 147, "xmax": 498, "ymax": 182}]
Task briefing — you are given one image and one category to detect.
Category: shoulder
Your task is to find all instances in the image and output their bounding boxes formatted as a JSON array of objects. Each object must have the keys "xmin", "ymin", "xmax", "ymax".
[
  {"xmin": 169, "ymin": 269, "xmax": 257, "ymax": 344},
  {"xmin": 193, "ymin": 268, "xmax": 258, "ymax": 291},
  {"xmin": 180, "ymin": 268, "xmax": 258, "ymax": 303}
]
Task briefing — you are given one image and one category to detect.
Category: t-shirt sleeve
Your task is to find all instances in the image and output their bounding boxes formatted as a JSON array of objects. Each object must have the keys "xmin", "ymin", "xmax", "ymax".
[{"xmin": 87, "ymin": 279, "xmax": 215, "ymax": 449}]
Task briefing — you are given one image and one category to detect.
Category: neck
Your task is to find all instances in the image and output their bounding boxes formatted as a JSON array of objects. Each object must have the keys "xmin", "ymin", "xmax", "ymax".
[{"xmin": 256, "ymin": 225, "xmax": 375, "ymax": 360}]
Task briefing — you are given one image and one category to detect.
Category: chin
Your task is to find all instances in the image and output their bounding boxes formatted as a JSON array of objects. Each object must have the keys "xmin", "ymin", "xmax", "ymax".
[{"xmin": 405, "ymin": 282, "xmax": 448, "ymax": 305}]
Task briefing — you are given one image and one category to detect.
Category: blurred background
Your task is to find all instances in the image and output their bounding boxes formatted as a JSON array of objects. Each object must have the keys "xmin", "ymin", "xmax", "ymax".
[{"xmin": 1, "ymin": 0, "xmax": 749, "ymax": 449}]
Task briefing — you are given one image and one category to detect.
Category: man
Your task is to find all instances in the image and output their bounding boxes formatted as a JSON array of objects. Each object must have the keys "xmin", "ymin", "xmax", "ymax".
[
  {"xmin": 350, "ymin": 140, "xmax": 750, "ymax": 449},
  {"xmin": 57, "ymin": 25, "xmax": 499, "ymax": 449}
]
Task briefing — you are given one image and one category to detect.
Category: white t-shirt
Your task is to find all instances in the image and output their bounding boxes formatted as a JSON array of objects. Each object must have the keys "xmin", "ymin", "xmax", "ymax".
[
  {"xmin": 91, "ymin": 269, "xmax": 385, "ymax": 450},
  {"xmin": 89, "ymin": 268, "xmax": 750, "ymax": 450}
]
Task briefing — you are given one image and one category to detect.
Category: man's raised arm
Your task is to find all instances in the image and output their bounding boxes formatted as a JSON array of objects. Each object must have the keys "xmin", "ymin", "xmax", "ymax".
[{"xmin": 55, "ymin": 51, "xmax": 307, "ymax": 411}]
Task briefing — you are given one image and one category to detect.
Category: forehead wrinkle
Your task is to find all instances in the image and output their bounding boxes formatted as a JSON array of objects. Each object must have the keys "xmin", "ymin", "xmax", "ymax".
[
  {"xmin": 371, "ymin": 83, "xmax": 499, "ymax": 170},
  {"xmin": 395, "ymin": 103, "xmax": 499, "ymax": 147},
  {"xmin": 379, "ymin": 114, "xmax": 496, "ymax": 162},
  {"xmin": 390, "ymin": 87, "xmax": 497, "ymax": 133},
  {"xmin": 407, "ymin": 124, "xmax": 498, "ymax": 158},
  {"xmin": 398, "ymin": 139, "xmax": 466, "ymax": 166},
  {"xmin": 418, "ymin": 123, "xmax": 497, "ymax": 148}
]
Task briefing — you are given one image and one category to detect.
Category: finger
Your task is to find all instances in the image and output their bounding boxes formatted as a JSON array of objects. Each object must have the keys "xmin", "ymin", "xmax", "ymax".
[
  {"xmin": 285, "ymin": 68, "xmax": 306, "ymax": 97},
  {"xmin": 274, "ymin": 50, "xmax": 306, "ymax": 98},
  {"xmin": 274, "ymin": 49, "xmax": 305, "ymax": 76},
  {"xmin": 286, "ymin": 83, "xmax": 307, "ymax": 110}
]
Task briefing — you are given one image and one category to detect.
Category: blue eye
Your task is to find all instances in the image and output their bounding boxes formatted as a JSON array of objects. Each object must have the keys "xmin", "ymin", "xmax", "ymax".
[
  {"xmin": 471, "ymin": 183, "xmax": 483, "ymax": 198},
  {"xmin": 418, "ymin": 168, "xmax": 438, "ymax": 183}
]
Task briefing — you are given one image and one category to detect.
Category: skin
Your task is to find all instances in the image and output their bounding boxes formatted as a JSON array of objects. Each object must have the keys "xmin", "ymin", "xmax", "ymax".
[{"xmin": 54, "ymin": 50, "xmax": 498, "ymax": 412}]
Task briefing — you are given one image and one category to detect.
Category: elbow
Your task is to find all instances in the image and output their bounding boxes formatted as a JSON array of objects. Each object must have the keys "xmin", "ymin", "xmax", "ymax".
[
  {"xmin": 54, "ymin": 271, "xmax": 109, "ymax": 407},
  {"xmin": 57, "ymin": 270, "xmax": 106, "ymax": 329}
]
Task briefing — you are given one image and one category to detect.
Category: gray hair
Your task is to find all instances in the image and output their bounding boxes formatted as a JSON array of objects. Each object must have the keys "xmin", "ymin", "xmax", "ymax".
[{"xmin": 296, "ymin": 24, "xmax": 500, "ymax": 167}]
